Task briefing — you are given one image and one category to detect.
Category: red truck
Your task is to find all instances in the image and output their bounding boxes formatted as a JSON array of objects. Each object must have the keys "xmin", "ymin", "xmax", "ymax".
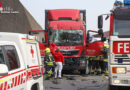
[{"xmin": 29, "ymin": 9, "xmax": 105, "ymax": 74}]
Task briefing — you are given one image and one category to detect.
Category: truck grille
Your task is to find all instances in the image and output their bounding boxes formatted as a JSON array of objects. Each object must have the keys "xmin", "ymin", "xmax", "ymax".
[
  {"xmin": 114, "ymin": 54, "xmax": 130, "ymax": 63},
  {"xmin": 121, "ymin": 80, "xmax": 129, "ymax": 84},
  {"xmin": 60, "ymin": 50, "xmax": 79, "ymax": 56}
]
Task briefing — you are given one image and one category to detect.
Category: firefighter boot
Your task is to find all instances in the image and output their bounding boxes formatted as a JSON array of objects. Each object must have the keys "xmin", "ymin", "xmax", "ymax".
[
  {"xmin": 46, "ymin": 70, "xmax": 52, "ymax": 80},
  {"xmin": 104, "ymin": 71, "xmax": 109, "ymax": 76},
  {"xmin": 96, "ymin": 69, "xmax": 101, "ymax": 75}
]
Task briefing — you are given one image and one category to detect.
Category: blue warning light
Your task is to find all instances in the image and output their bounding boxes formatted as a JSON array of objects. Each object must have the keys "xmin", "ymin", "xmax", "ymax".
[
  {"xmin": 118, "ymin": 58, "xmax": 123, "ymax": 63},
  {"xmin": 115, "ymin": 1, "xmax": 122, "ymax": 4},
  {"xmin": 114, "ymin": 0, "xmax": 123, "ymax": 6},
  {"xmin": 124, "ymin": 0, "xmax": 130, "ymax": 5}
]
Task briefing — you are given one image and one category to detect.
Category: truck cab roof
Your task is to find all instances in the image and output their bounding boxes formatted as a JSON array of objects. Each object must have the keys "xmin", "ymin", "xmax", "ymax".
[{"xmin": 48, "ymin": 9, "xmax": 80, "ymax": 21}]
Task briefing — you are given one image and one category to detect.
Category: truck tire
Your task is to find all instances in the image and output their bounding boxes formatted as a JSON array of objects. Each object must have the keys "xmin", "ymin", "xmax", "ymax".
[
  {"xmin": 119, "ymin": 86, "xmax": 130, "ymax": 90},
  {"xmin": 108, "ymin": 85, "xmax": 119, "ymax": 90},
  {"xmin": 80, "ymin": 70, "xmax": 86, "ymax": 75},
  {"xmin": 80, "ymin": 59, "xmax": 88, "ymax": 75},
  {"xmin": 85, "ymin": 60, "xmax": 89, "ymax": 75},
  {"xmin": 108, "ymin": 85, "xmax": 130, "ymax": 90}
]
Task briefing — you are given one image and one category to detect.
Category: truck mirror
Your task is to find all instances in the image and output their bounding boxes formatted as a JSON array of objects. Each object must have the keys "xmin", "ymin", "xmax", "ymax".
[
  {"xmin": 49, "ymin": 27, "xmax": 53, "ymax": 35},
  {"xmin": 98, "ymin": 15, "xmax": 103, "ymax": 29},
  {"xmin": 0, "ymin": 64, "xmax": 8, "ymax": 76},
  {"xmin": 98, "ymin": 29, "xmax": 103, "ymax": 36},
  {"xmin": 29, "ymin": 31, "xmax": 39, "ymax": 35},
  {"xmin": 44, "ymin": 30, "xmax": 48, "ymax": 32},
  {"xmin": 49, "ymin": 30, "xmax": 52, "ymax": 35},
  {"xmin": 105, "ymin": 15, "xmax": 109, "ymax": 20},
  {"xmin": 86, "ymin": 33, "xmax": 90, "ymax": 44},
  {"xmin": 101, "ymin": 37, "xmax": 106, "ymax": 42},
  {"xmin": 42, "ymin": 38, "xmax": 45, "ymax": 43}
]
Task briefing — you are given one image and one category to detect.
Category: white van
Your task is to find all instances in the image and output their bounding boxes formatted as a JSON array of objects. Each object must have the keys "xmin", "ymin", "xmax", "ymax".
[{"xmin": 0, "ymin": 32, "xmax": 43, "ymax": 90}]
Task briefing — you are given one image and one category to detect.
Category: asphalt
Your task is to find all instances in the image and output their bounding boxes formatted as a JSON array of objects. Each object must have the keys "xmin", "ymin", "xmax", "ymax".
[{"xmin": 43, "ymin": 75, "xmax": 108, "ymax": 90}]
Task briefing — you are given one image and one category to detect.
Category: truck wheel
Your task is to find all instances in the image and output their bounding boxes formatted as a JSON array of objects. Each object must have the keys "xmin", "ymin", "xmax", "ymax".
[
  {"xmin": 108, "ymin": 85, "xmax": 119, "ymax": 90},
  {"xmin": 119, "ymin": 86, "xmax": 130, "ymax": 90},
  {"xmin": 80, "ymin": 70, "xmax": 86, "ymax": 75},
  {"xmin": 85, "ymin": 60, "xmax": 89, "ymax": 75}
]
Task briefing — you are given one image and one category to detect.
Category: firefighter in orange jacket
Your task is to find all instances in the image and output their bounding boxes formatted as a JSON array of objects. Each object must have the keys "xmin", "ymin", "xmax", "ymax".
[{"xmin": 52, "ymin": 48, "xmax": 65, "ymax": 79}]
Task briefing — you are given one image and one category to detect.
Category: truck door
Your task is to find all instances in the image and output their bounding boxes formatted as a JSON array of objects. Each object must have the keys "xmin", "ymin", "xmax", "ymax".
[
  {"xmin": 26, "ymin": 42, "xmax": 42, "ymax": 80},
  {"xmin": 85, "ymin": 36, "xmax": 104, "ymax": 56},
  {"xmin": 0, "ymin": 45, "xmax": 27, "ymax": 90}
]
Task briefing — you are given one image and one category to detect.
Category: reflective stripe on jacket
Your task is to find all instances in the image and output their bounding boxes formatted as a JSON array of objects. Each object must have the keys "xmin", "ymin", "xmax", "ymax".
[
  {"xmin": 44, "ymin": 53, "xmax": 54, "ymax": 66},
  {"xmin": 93, "ymin": 55, "xmax": 100, "ymax": 60}
]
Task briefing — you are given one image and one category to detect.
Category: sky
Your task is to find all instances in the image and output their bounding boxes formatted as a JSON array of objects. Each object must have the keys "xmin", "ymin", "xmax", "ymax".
[{"xmin": 20, "ymin": 0, "xmax": 115, "ymax": 31}]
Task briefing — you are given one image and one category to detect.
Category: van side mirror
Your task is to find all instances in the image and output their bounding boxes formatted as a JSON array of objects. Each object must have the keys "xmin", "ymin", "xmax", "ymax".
[
  {"xmin": 0, "ymin": 64, "xmax": 8, "ymax": 76},
  {"xmin": 98, "ymin": 15, "xmax": 103, "ymax": 29}
]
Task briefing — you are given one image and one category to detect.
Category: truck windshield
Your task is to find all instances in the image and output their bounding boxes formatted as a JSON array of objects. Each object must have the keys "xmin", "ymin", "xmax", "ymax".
[
  {"xmin": 113, "ymin": 19, "xmax": 130, "ymax": 36},
  {"xmin": 51, "ymin": 30, "xmax": 83, "ymax": 46}
]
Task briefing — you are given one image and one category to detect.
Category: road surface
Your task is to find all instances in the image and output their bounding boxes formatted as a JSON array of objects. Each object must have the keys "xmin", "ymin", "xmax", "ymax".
[{"xmin": 44, "ymin": 75, "xmax": 108, "ymax": 90}]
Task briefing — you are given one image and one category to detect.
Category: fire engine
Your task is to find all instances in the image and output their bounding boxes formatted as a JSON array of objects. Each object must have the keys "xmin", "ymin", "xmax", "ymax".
[
  {"xmin": 98, "ymin": 0, "xmax": 130, "ymax": 89},
  {"xmin": 0, "ymin": 32, "xmax": 43, "ymax": 90},
  {"xmin": 29, "ymin": 9, "xmax": 105, "ymax": 74}
]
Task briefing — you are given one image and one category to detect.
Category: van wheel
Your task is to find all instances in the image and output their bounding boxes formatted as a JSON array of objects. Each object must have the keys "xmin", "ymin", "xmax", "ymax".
[{"xmin": 31, "ymin": 84, "xmax": 39, "ymax": 90}]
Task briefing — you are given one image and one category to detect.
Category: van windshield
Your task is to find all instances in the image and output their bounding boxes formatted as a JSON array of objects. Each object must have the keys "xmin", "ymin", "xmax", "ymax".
[{"xmin": 51, "ymin": 30, "xmax": 83, "ymax": 46}]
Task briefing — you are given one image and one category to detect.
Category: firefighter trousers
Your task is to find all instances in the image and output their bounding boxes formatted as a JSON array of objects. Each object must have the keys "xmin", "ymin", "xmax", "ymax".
[
  {"xmin": 45, "ymin": 66, "xmax": 54, "ymax": 80},
  {"xmin": 99, "ymin": 61, "xmax": 104, "ymax": 73},
  {"xmin": 88, "ymin": 60, "xmax": 92, "ymax": 73},
  {"xmin": 92, "ymin": 60, "xmax": 100, "ymax": 72},
  {"xmin": 102, "ymin": 61, "xmax": 108, "ymax": 74}
]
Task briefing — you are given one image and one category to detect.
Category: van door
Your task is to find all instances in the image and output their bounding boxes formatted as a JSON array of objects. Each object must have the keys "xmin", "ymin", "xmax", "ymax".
[
  {"xmin": 26, "ymin": 42, "xmax": 41, "ymax": 80},
  {"xmin": 0, "ymin": 45, "xmax": 27, "ymax": 90}
]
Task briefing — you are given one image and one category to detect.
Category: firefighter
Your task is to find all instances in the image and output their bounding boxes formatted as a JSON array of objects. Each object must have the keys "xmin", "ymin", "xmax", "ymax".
[
  {"xmin": 101, "ymin": 44, "xmax": 109, "ymax": 75},
  {"xmin": 44, "ymin": 48, "xmax": 55, "ymax": 80},
  {"xmin": 99, "ymin": 55, "xmax": 104, "ymax": 74},
  {"xmin": 52, "ymin": 48, "xmax": 65, "ymax": 79},
  {"xmin": 91, "ymin": 55, "xmax": 101, "ymax": 75},
  {"xmin": 88, "ymin": 57, "xmax": 93, "ymax": 74}
]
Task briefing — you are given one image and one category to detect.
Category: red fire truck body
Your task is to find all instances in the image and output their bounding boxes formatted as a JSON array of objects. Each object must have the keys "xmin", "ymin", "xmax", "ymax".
[{"xmin": 98, "ymin": 0, "xmax": 130, "ymax": 89}]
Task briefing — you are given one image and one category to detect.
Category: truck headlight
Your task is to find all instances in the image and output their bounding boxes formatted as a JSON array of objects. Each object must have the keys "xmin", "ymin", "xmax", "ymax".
[
  {"xmin": 113, "ymin": 79, "xmax": 120, "ymax": 84},
  {"xmin": 117, "ymin": 67, "xmax": 126, "ymax": 74},
  {"xmin": 112, "ymin": 67, "xmax": 126, "ymax": 74}
]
